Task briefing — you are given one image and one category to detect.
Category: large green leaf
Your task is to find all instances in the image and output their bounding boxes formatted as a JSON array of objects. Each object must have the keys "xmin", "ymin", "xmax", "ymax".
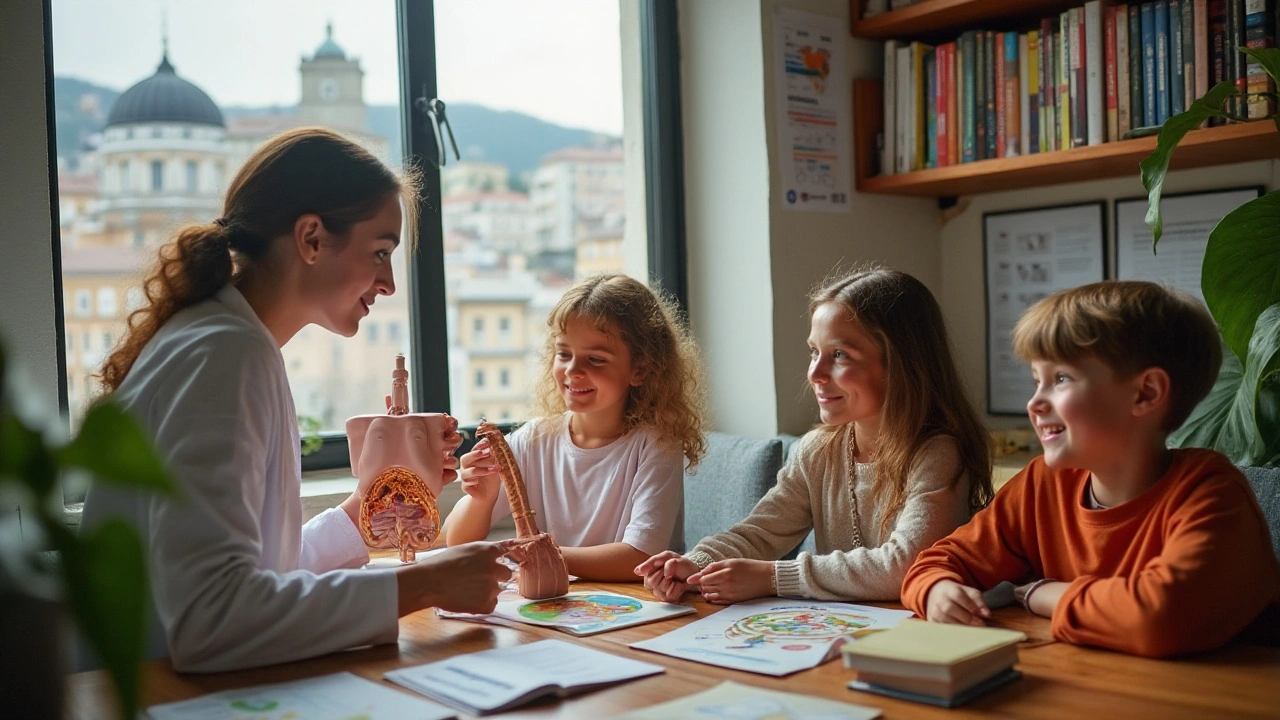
[
  {"xmin": 1169, "ymin": 305, "xmax": 1280, "ymax": 465},
  {"xmin": 0, "ymin": 409, "xmax": 58, "ymax": 499},
  {"xmin": 50, "ymin": 518, "xmax": 149, "ymax": 720},
  {"xmin": 1141, "ymin": 81, "xmax": 1237, "ymax": 246},
  {"xmin": 1201, "ymin": 191, "xmax": 1280, "ymax": 362},
  {"xmin": 56, "ymin": 402, "xmax": 173, "ymax": 494}
]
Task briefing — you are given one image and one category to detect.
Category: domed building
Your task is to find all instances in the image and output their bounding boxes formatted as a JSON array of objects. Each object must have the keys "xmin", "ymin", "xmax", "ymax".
[{"xmin": 88, "ymin": 48, "xmax": 229, "ymax": 250}]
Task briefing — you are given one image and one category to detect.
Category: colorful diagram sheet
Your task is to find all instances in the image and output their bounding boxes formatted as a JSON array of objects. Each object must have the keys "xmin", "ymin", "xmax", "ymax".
[
  {"xmin": 616, "ymin": 681, "xmax": 882, "ymax": 720},
  {"xmin": 147, "ymin": 671, "xmax": 454, "ymax": 720},
  {"xmin": 490, "ymin": 591, "xmax": 695, "ymax": 636},
  {"xmin": 630, "ymin": 598, "xmax": 911, "ymax": 676}
]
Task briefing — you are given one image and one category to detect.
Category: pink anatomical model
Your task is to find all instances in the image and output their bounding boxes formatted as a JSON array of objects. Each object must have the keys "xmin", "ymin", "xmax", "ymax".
[
  {"xmin": 347, "ymin": 355, "xmax": 462, "ymax": 563},
  {"xmin": 476, "ymin": 421, "xmax": 570, "ymax": 600}
]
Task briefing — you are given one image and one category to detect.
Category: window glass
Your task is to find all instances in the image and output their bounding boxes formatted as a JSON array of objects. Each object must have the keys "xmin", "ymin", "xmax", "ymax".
[{"xmin": 51, "ymin": 1, "xmax": 406, "ymax": 432}]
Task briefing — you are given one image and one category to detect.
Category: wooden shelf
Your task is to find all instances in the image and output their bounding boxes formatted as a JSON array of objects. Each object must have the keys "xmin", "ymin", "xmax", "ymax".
[
  {"xmin": 852, "ymin": 0, "xmax": 1092, "ymax": 40},
  {"xmin": 855, "ymin": 119, "xmax": 1280, "ymax": 197}
]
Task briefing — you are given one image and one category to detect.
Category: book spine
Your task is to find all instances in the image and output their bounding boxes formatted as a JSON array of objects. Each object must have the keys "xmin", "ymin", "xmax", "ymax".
[
  {"xmin": 1106, "ymin": 6, "xmax": 1120, "ymax": 141},
  {"xmin": 914, "ymin": 42, "xmax": 929, "ymax": 170},
  {"xmin": 1143, "ymin": 3, "xmax": 1158, "ymax": 126},
  {"xmin": 926, "ymin": 49, "xmax": 937, "ymax": 168},
  {"xmin": 897, "ymin": 44, "xmax": 912, "ymax": 172},
  {"xmin": 986, "ymin": 31, "xmax": 998, "ymax": 159},
  {"xmin": 1182, "ymin": 0, "xmax": 1197, "ymax": 107},
  {"xmin": 976, "ymin": 31, "xmax": 987, "ymax": 159},
  {"xmin": 937, "ymin": 43, "xmax": 949, "ymax": 167},
  {"xmin": 1069, "ymin": 8, "xmax": 1085, "ymax": 146},
  {"xmin": 1028, "ymin": 31, "xmax": 1040, "ymax": 154},
  {"xmin": 963, "ymin": 32, "xmax": 977, "ymax": 163},
  {"xmin": 1085, "ymin": 2, "xmax": 1106, "ymax": 144},
  {"xmin": 1118, "ymin": 5, "xmax": 1132, "ymax": 135},
  {"xmin": 1171, "ymin": 0, "xmax": 1187, "ymax": 115},
  {"xmin": 1131, "ymin": 5, "xmax": 1147, "ymax": 126},
  {"xmin": 1156, "ymin": 0, "xmax": 1172, "ymax": 124},
  {"xmin": 996, "ymin": 32, "xmax": 1007, "ymax": 158},
  {"xmin": 1245, "ymin": 0, "xmax": 1276, "ymax": 119},
  {"xmin": 883, "ymin": 41, "xmax": 898, "ymax": 175},
  {"xmin": 1007, "ymin": 32, "xmax": 1022, "ymax": 156},
  {"xmin": 952, "ymin": 38, "xmax": 962, "ymax": 163},
  {"xmin": 1040, "ymin": 20, "xmax": 1053, "ymax": 151},
  {"xmin": 1228, "ymin": 0, "xmax": 1245, "ymax": 117},
  {"xmin": 1196, "ymin": 0, "xmax": 1210, "ymax": 99},
  {"xmin": 1061, "ymin": 14, "xmax": 1073, "ymax": 148}
]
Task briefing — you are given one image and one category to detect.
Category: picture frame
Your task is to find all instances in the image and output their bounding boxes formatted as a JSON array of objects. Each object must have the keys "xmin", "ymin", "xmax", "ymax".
[
  {"xmin": 1113, "ymin": 186, "xmax": 1264, "ymax": 305},
  {"xmin": 983, "ymin": 202, "xmax": 1107, "ymax": 415}
]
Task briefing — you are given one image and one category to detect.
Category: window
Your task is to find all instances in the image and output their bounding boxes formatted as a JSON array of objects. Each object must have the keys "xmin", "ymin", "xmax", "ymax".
[
  {"xmin": 74, "ymin": 289, "xmax": 90, "ymax": 317},
  {"xmin": 186, "ymin": 160, "xmax": 198, "ymax": 192},
  {"xmin": 150, "ymin": 160, "xmax": 163, "ymax": 191},
  {"xmin": 118, "ymin": 161, "xmax": 129, "ymax": 192},
  {"xmin": 102, "ymin": 331, "xmax": 113, "ymax": 352},
  {"xmin": 387, "ymin": 321, "xmax": 401, "ymax": 344},
  {"xmin": 472, "ymin": 316, "xmax": 484, "ymax": 346},
  {"xmin": 498, "ymin": 316, "xmax": 511, "ymax": 345},
  {"xmin": 96, "ymin": 287, "xmax": 116, "ymax": 317},
  {"xmin": 126, "ymin": 287, "xmax": 144, "ymax": 312},
  {"xmin": 367, "ymin": 322, "xmax": 379, "ymax": 345},
  {"xmin": 499, "ymin": 367, "xmax": 510, "ymax": 388},
  {"xmin": 474, "ymin": 369, "xmax": 485, "ymax": 389}
]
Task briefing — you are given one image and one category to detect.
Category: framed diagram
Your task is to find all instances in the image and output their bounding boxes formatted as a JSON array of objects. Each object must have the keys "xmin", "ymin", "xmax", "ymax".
[{"xmin": 983, "ymin": 202, "xmax": 1107, "ymax": 415}]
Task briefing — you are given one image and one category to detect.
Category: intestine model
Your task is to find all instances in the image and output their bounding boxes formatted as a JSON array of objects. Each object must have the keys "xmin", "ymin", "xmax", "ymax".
[
  {"xmin": 347, "ymin": 355, "xmax": 462, "ymax": 563},
  {"xmin": 476, "ymin": 421, "xmax": 570, "ymax": 599}
]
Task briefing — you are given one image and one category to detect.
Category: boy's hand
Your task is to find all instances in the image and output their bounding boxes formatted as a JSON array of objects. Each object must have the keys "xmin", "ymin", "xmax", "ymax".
[
  {"xmin": 458, "ymin": 439, "xmax": 501, "ymax": 503},
  {"xmin": 635, "ymin": 551, "xmax": 699, "ymax": 603},
  {"xmin": 925, "ymin": 579, "xmax": 991, "ymax": 626},
  {"xmin": 688, "ymin": 559, "xmax": 775, "ymax": 605}
]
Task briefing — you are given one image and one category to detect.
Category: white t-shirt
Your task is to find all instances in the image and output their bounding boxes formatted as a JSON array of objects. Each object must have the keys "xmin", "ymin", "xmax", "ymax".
[
  {"xmin": 489, "ymin": 414, "xmax": 684, "ymax": 556},
  {"xmin": 81, "ymin": 285, "xmax": 398, "ymax": 673}
]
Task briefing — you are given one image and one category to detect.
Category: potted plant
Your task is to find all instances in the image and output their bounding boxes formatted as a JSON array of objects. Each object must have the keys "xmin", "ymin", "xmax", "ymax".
[
  {"xmin": 1141, "ymin": 47, "xmax": 1280, "ymax": 466},
  {"xmin": 0, "ymin": 339, "xmax": 174, "ymax": 719}
]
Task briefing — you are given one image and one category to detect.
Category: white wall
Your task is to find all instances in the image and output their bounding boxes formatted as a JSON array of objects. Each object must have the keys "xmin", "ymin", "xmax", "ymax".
[
  {"xmin": 940, "ymin": 160, "xmax": 1280, "ymax": 429},
  {"xmin": 0, "ymin": 0, "xmax": 60, "ymax": 406}
]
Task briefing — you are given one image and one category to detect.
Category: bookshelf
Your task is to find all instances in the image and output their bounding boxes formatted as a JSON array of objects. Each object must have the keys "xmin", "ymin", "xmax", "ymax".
[{"xmin": 849, "ymin": 2, "xmax": 1280, "ymax": 198}]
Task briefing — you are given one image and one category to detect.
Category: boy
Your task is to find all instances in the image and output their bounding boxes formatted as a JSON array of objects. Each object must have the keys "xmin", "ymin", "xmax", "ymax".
[{"xmin": 901, "ymin": 281, "xmax": 1280, "ymax": 657}]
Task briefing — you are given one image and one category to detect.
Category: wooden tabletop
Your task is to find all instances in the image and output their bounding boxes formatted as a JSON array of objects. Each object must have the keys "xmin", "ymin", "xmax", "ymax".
[{"xmin": 66, "ymin": 581, "xmax": 1280, "ymax": 719}]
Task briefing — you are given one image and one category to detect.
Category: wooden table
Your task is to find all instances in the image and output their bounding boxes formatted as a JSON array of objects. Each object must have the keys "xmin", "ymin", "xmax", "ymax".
[{"xmin": 66, "ymin": 581, "xmax": 1280, "ymax": 719}]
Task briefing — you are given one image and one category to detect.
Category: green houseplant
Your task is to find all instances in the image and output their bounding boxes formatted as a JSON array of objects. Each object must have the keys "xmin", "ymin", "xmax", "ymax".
[
  {"xmin": 1141, "ymin": 47, "xmax": 1280, "ymax": 467},
  {"xmin": 0, "ymin": 340, "xmax": 174, "ymax": 719}
]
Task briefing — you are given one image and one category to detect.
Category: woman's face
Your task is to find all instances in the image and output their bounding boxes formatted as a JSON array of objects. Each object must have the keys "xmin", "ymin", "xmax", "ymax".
[{"xmin": 306, "ymin": 195, "xmax": 402, "ymax": 337}]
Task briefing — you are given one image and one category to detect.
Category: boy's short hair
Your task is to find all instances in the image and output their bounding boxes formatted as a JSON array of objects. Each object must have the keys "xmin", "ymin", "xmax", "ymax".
[{"xmin": 1012, "ymin": 280, "xmax": 1222, "ymax": 432}]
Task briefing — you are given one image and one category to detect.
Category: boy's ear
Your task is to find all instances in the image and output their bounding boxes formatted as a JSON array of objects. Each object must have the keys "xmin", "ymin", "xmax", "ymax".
[
  {"xmin": 1131, "ymin": 367, "xmax": 1171, "ymax": 419},
  {"xmin": 293, "ymin": 213, "xmax": 325, "ymax": 265}
]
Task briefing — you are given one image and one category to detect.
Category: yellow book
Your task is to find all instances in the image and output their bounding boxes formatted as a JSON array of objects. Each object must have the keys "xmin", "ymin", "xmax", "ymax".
[{"xmin": 841, "ymin": 619, "xmax": 1025, "ymax": 683}]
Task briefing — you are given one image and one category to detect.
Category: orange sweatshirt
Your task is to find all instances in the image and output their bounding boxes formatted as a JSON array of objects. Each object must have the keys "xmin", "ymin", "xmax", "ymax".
[{"xmin": 902, "ymin": 449, "xmax": 1280, "ymax": 657}]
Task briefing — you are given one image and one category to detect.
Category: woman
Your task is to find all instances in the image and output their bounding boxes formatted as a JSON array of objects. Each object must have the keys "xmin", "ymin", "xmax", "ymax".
[{"xmin": 82, "ymin": 127, "xmax": 511, "ymax": 673}]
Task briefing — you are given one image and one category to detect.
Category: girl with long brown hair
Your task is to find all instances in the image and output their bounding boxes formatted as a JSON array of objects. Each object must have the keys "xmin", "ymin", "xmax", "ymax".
[
  {"xmin": 81, "ymin": 127, "xmax": 512, "ymax": 673},
  {"xmin": 638, "ymin": 266, "xmax": 992, "ymax": 604}
]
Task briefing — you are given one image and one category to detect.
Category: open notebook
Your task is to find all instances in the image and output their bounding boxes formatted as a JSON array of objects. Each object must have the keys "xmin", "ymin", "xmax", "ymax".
[
  {"xmin": 147, "ymin": 671, "xmax": 454, "ymax": 720},
  {"xmin": 385, "ymin": 639, "xmax": 664, "ymax": 715}
]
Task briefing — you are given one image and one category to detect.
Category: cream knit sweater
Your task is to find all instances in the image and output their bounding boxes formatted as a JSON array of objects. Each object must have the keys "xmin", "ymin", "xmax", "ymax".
[{"xmin": 687, "ymin": 427, "xmax": 973, "ymax": 601}]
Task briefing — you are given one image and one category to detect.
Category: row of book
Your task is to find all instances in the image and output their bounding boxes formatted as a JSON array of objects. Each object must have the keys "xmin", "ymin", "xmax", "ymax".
[{"xmin": 880, "ymin": 0, "xmax": 1278, "ymax": 176}]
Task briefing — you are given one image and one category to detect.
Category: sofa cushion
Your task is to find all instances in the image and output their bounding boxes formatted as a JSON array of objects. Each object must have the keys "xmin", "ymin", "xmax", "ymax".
[
  {"xmin": 683, "ymin": 432, "xmax": 784, "ymax": 552},
  {"xmin": 1240, "ymin": 465, "xmax": 1280, "ymax": 563}
]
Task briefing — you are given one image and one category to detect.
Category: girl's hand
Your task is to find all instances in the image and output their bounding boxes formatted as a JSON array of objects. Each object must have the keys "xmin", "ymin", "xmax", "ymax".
[
  {"xmin": 458, "ymin": 439, "xmax": 501, "ymax": 503},
  {"xmin": 687, "ymin": 559, "xmax": 776, "ymax": 605},
  {"xmin": 925, "ymin": 580, "xmax": 990, "ymax": 626},
  {"xmin": 441, "ymin": 415, "xmax": 463, "ymax": 484},
  {"xmin": 636, "ymin": 551, "xmax": 699, "ymax": 602}
]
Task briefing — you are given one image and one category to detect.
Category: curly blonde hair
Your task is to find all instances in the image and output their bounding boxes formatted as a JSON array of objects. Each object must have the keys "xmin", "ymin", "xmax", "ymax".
[{"xmin": 532, "ymin": 274, "xmax": 708, "ymax": 469}]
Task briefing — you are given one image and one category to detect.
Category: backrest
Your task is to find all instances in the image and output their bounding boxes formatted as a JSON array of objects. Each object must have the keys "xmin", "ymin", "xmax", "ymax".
[
  {"xmin": 1240, "ymin": 465, "xmax": 1280, "ymax": 563},
  {"xmin": 682, "ymin": 432, "xmax": 783, "ymax": 552}
]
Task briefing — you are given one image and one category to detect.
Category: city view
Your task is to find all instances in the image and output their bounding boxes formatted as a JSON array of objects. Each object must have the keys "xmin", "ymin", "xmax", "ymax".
[{"xmin": 52, "ymin": 4, "xmax": 630, "ymax": 433}]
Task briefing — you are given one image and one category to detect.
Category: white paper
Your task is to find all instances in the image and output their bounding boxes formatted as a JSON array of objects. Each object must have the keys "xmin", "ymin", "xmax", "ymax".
[
  {"xmin": 615, "ymin": 680, "xmax": 882, "ymax": 720},
  {"xmin": 984, "ymin": 203, "xmax": 1105, "ymax": 414},
  {"xmin": 1114, "ymin": 188, "xmax": 1260, "ymax": 305},
  {"xmin": 385, "ymin": 639, "xmax": 663, "ymax": 715},
  {"xmin": 630, "ymin": 598, "xmax": 911, "ymax": 677},
  {"xmin": 147, "ymin": 671, "xmax": 454, "ymax": 720},
  {"xmin": 774, "ymin": 8, "xmax": 852, "ymax": 212},
  {"xmin": 490, "ymin": 591, "xmax": 695, "ymax": 635}
]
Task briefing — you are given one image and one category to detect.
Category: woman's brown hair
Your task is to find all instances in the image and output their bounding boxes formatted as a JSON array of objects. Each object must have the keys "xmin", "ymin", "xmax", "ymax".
[
  {"xmin": 97, "ymin": 127, "xmax": 421, "ymax": 394},
  {"xmin": 810, "ymin": 267, "xmax": 993, "ymax": 536},
  {"xmin": 532, "ymin": 274, "xmax": 709, "ymax": 469}
]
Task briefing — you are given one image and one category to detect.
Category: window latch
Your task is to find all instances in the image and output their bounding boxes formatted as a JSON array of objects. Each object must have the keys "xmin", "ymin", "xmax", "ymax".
[{"xmin": 415, "ymin": 94, "xmax": 460, "ymax": 168}]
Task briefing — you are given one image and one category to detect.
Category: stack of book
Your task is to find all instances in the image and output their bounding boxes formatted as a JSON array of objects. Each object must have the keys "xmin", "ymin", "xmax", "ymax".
[
  {"xmin": 879, "ymin": 0, "xmax": 1277, "ymax": 176},
  {"xmin": 841, "ymin": 620, "xmax": 1026, "ymax": 707}
]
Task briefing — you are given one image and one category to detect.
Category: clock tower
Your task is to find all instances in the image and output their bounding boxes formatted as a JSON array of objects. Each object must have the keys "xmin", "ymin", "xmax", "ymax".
[{"xmin": 298, "ymin": 23, "xmax": 367, "ymax": 131}]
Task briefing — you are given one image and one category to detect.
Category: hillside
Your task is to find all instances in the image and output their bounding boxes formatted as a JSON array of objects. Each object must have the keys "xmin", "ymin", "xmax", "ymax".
[{"xmin": 53, "ymin": 76, "xmax": 613, "ymax": 180}]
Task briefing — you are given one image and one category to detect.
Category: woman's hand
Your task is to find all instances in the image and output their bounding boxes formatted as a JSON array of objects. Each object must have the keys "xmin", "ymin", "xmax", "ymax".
[
  {"xmin": 687, "ymin": 558, "xmax": 776, "ymax": 605},
  {"xmin": 925, "ymin": 579, "xmax": 990, "ymax": 626},
  {"xmin": 395, "ymin": 539, "xmax": 515, "ymax": 616},
  {"xmin": 635, "ymin": 551, "xmax": 700, "ymax": 602},
  {"xmin": 458, "ymin": 438, "xmax": 502, "ymax": 504}
]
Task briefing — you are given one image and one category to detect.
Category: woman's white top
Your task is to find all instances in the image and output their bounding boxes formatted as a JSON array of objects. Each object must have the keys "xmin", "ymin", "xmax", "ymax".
[
  {"xmin": 81, "ymin": 285, "xmax": 398, "ymax": 673},
  {"xmin": 488, "ymin": 414, "xmax": 684, "ymax": 555}
]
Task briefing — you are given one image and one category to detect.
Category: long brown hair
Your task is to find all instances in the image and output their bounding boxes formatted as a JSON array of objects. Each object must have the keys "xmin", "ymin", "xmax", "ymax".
[
  {"xmin": 809, "ymin": 267, "xmax": 993, "ymax": 536},
  {"xmin": 533, "ymin": 274, "xmax": 709, "ymax": 469},
  {"xmin": 97, "ymin": 127, "xmax": 421, "ymax": 394}
]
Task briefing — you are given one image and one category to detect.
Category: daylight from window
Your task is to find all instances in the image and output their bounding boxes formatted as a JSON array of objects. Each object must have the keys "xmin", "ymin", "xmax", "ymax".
[{"xmin": 51, "ymin": 0, "xmax": 628, "ymax": 432}]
